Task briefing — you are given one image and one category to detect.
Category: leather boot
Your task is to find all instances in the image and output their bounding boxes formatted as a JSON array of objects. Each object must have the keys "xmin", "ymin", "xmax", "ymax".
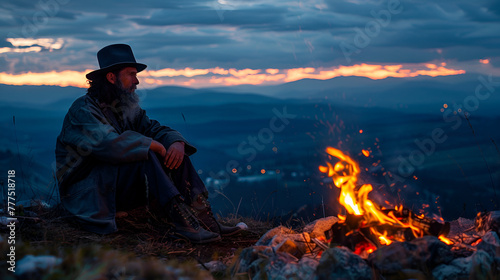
[
  {"xmin": 192, "ymin": 193, "xmax": 243, "ymax": 237},
  {"xmin": 168, "ymin": 196, "xmax": 221, "ymax": 243}
]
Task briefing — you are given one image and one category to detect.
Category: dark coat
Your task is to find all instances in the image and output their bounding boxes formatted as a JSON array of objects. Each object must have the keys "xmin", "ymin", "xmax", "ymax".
[{"xmin": 55, "ymin": 94, "xmax": 196, "ymax": 233}]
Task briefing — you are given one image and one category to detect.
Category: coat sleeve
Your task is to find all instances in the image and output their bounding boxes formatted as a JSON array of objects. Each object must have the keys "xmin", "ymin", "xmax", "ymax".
[
  {"xmin": 135, "ymin": 109, "xmax": 197, "ymax": 156},
  {"xmin": 60, "ymin": 97, "xmax": 153, "ymax": 164}
]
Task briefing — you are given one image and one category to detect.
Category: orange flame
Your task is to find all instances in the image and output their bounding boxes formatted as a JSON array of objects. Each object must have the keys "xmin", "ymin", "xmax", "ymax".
[
  {"xmin": 319, "ymin": 147, "xmax": 446, "ymax": 250},
  {"xmin": 439, "ymin": 235, "xmax": 453, "ymax": 245},
  {"xmin": 354, "ymin": 242, "xmax": 377, "ymax": 256},
  {"xmin": 471, "ymin": 238, "xmax": 482, "ymax": 246},
  {"xmin": 362, "ymin": 150, "xmax": 370, "ymax": 157}
]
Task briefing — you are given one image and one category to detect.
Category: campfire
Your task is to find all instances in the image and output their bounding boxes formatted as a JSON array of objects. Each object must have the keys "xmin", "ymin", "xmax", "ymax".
[
  {"xmin": 318, "ymin": 147, "xmax": 452, "ymax": 256},
  {"xmin": 234, "ymin": 147, "xmax": 500, "ymax": 279}
]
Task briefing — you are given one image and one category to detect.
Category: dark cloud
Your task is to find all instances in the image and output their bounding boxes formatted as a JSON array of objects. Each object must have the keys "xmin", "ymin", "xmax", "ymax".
[
  {"xmin": 0, "ymin": 0, "xmax": 499, "ymax": 74},
  {"xmin": 375, "ymin": 21, "xmax": 500, "ymax": 50},
  {"xmin": 132, "ymin": 5, "xmax": 287, "ymax": 27},
  {"xmin": 487, "ymin": 0, "xmax": 500, "ymax": 16},
  {"xmin": 442, "ymin": 46, "xmax": 500, "ymax": 62}
]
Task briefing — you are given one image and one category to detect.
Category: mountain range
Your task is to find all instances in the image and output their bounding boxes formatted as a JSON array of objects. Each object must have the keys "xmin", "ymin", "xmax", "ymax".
[
  {"xmin": 2, "ymin": 73, "xmax": 498, "ymax": 114},
  {"xmin": 1, "ymin": 74, "xmax": 499, "ymax": 220}
]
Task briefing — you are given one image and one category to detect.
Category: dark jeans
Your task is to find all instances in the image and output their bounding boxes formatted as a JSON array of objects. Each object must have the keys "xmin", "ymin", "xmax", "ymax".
[{"xmin": 115, "ymin": 150, "xmax": 207, "ymax": 215}]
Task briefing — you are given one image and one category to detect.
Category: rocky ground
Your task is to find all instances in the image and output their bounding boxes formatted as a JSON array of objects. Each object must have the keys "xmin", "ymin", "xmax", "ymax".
[
  {"xmin": 4, "ymin": 204, "xmax": 500, "ymax": 279},
  {"xmin": 0, "ymin": 204, "xmax": 275, "ymax": 279}
]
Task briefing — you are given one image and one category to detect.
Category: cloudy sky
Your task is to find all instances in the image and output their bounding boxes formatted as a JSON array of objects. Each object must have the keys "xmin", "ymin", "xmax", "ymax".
[{"xmin": 0, "ymin": 0, "xmax": 499, "ymax": 88}]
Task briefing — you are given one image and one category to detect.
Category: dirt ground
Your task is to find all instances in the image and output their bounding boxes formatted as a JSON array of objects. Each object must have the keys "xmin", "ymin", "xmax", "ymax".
[{"xmin": 8, "ymin": 205, "xmax": 273, "ymax": 266}]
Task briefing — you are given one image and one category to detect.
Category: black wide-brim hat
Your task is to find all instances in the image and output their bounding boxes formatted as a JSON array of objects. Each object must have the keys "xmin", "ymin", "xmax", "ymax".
[{"xmin": 86, "ymin": 44, "xmax": 147, "ymax": 80}]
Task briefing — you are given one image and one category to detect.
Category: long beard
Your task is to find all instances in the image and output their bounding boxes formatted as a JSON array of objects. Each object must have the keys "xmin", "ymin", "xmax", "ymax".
[
  {"xmin": 109, "ymin": 81, "xmax": 140, "ymax": 123},
  {"xmin": 119, "ymin": 88, "xmax": 140, "ymax": 109}
]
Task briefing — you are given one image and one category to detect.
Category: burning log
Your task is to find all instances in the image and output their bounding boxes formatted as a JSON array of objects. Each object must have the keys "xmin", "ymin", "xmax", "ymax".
[
  {"xmin": 319, "ymin": 147, "xmax": 452, "ymax": 255},
  {"xmin": 325, "ymin": 207, "xmax": 450, "ymax": 251},
  {"xmin": 475, "ymin": 211, "xmax": 500, "ymax": 234}
]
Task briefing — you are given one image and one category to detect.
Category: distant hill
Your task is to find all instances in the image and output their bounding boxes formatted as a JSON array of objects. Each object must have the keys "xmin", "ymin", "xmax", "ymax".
[
  {"xmin": 0, "ymin": 84, "xmax": 82, "ymax": 106},
  {"xmin": 0, "ymin": 84, "xmax": 280, "ymax": 110},
  {"xmin": 4, "ymin": 73, "xmax": 495, "ymax": 115},
  {"xmin": 208, "ymin": 74, "xmax": 500, "ymax": 114},
  {"xmin": 140, "ymin": 87, "xmax": 280, "ymax": 108},
  {"xmin": 209, "ymin": 74, "xmax": 479, "ymax": 96}
]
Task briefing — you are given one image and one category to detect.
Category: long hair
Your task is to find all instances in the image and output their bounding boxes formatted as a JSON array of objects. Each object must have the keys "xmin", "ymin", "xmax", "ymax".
[
  {"xmin": 86, "ymin": 68, "xmax": 122, "ymax": 105},
  {"xmin": 86, "ymin": 68, "xmax": 141, "ymax": 123}
]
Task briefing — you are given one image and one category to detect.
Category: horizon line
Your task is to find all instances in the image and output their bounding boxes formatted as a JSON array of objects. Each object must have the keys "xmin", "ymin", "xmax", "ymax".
[{"xmin": 0, "ymin": 63, "xmax": 467, "ymax": 89}]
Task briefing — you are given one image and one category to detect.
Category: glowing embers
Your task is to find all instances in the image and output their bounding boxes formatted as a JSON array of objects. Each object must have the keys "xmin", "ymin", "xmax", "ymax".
[{"xmin": 319, "ymin": 147, "xmax": 451, "ymax": 255}]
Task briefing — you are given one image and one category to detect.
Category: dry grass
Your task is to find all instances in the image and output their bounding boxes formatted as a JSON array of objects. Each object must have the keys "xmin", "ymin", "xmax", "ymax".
[{"xmin": 0, "ymin": 204, "xmax": 274, "ymax": 279}]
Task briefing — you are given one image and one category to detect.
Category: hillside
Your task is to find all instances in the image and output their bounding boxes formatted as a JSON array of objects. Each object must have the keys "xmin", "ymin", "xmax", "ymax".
[{"xmin": 1, "ymin": 76, "xmax": 500, "ymax": 221}]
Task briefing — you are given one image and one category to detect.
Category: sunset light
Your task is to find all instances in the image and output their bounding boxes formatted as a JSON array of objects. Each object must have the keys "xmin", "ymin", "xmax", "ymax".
[
  {"xmin": 0, "ymin": 63, "xmax": 466, "ymax": 88},
  {"xmin": 0, "ymin": 0, "xmax": 498, "ymax": 276},
  {"xmin": 2, "ymin": 38, "xmax": 65, "ymax": 54},
  {"xmin": 0, "ymin": 46, "xmax": 43, "ymax": 54},
  {"xmin": 6, "ymin": 38, "xmax": 64, "ymax": 50},
  {"xmin": 0, "ymin": 70, "xmax": 91, "ymax": 87}
]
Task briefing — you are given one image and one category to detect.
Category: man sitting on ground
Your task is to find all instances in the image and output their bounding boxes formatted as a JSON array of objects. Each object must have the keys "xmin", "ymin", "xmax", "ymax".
[{"xmin": 55, "ymin": 43, "xmax": 241, "ymax": 243}]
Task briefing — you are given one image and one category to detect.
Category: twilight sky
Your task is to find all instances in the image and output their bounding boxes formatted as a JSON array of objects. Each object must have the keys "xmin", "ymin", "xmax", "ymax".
[{"xmin": 0, "ymin": 0, "xmax": 499, "ymax": 88}]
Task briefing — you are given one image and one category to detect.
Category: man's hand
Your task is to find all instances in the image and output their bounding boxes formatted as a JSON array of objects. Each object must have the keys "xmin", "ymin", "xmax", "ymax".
[
  {"xmin": 150, "ymin": 140, "xmax": 185, "ymax": 169},
  {"xmin": 150, "ymin": 139, "xmax": 166, "ymax": 156},
  {"xmin": 165, "ymin": 141, "xmax": 185, "ymax": 169}
]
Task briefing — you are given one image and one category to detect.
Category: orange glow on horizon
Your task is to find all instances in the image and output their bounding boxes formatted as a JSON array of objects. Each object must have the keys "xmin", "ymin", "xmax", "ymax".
[
  {"xmin": 480, "ymin": 59, "xmax": 490, "ymax": 64},
  {"xmin": 0, "ymin": 63, "xmax": 466, "ymax": 88},
  {"xmin": 266, "ymin": 68, "xmax": 280, "ymax": 75},
  {"xmin": 0, "ymin": 70, "xmax": 91, "ymax": 87}
]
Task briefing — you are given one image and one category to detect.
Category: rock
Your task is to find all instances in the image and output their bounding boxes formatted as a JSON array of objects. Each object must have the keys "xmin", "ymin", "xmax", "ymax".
[
  {"xmin": 255, "ymin": 226, "xmax": 296, "ymax": 246},
  {"xmin": 303, "ymin": 216, "xmax": 339, "ymax": 239},
  {"xmin": 276, "ymin": 238, "xmax": 308, "ymax": 259},
  {"xmin": 265, "ymin": 254, "xmax": 318, "ymax": 280},
  {"xmin": 276, "ymin": 239, "xmax": 300, "ymax": 256},
  {"xmin": 314, "ymin": 246, "xmax": 372, "ymax": 280},
  {"xmin": 477, "ymin": 231, "xmax": 500, "ymax": 259},
  {"xmin": 269, "ymin": 233, "xmax": 311, "ymax": 247},
  {"xmin": 270, "ymin": 232, "xmax": 312, "ymax": 258},
  {"xmin": 448, "ymin": 217, "xmax": 475, "ymax": 238},
  {"xmin": 199, "ymin": 260, "xmax": 227, "ymax": 275},
  {"xmin": 0, "ymin": 216, "xmax": 18, "ymax": 226},
  {"xmin": 368, "ymin": 236, "xmax": 454, "ymax": 278},
  {"xmin": 237, "ymin": 247, "xmax": 302, "ymax": 280},
  {"xmin": 432, "ymin": 250, "xmax": 495, "ymax": 280},
  {"xmin": 236, "ymin": 222, "xmax": 248, "ymax": 230},
  {"xmin": 235, "ymin": 243, "xmax": 319, "ymax": 279},
  {"xmin": 15, "ymin": 255, "xmax": 62, "ymax": 279},
  {"xmin": 16, "ymin": 199, "xmax": 50, "ymax": 209},
  {"xmin": 235, "ymin": 246, "xmax": 275, "ymax": 274},
  {"xmin": 457, "ymin": 217, "xmax": 475, "ymax": 228},
  {"xmin": 295, "ymin": 256, "xmax": 320, "ymax": 279}
]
